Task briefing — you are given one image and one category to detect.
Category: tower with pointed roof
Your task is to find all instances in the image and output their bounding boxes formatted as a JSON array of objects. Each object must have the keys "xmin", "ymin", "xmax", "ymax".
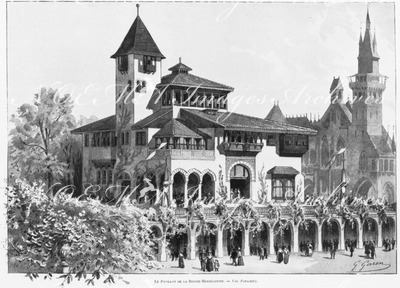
[
  {"xmin": 111, "ymin": 4, "xmax": 165, "ymax": 135},
  {"xmin": 349, "ymin": 8, "xmax": 387, "ymax": 136}
]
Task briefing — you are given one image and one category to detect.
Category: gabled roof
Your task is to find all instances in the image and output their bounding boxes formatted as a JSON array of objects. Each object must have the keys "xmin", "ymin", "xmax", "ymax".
[
  {"xmin": 180, "ymin": 109, "xmax": 317, "ymax": 135},
  {"xmin": 131, "ymin": 108, "xmax": 172, "ymax": 130},
  {"xmin": 369, "ymin": 126, "xmax": 395, "ymax": 157},
  {"xmin": 111, "ymin": 16, "xmax": 165, "ymax": 59},
  {"xmin": 267, "ymin": 166, "xmax": 299, "ymax": 175},
  {"xmin": 159, "ymin": 71, "xmax": 234, "ymax": 92},
  {"xmin": 71, "ymin": 115, "xmax": 115, "ymax": 133},
  {"xmin": 154, "ymin": 119, "xmax": 202, "ymax": 138},
  {"xmin": 265, "ymin": 104, "xmax": 287, "ymax": 123}
]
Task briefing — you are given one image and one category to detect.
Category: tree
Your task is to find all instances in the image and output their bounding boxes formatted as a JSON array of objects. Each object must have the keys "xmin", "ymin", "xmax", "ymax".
[{"xmin": 9, "ymin": 88, "xmax": 76, "ymax": 190}]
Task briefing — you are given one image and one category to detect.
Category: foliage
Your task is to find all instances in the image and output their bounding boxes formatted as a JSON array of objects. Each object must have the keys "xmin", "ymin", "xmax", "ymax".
[
  {"xmin": 7, "ymin": 179, "xmax": 160, "ymax": 285},
  {"xmin": 9, "ymin": 88, "xmax": 76, "ymax": 189},
  {"xmin": 257, "ymin": 165, "xmax": 268, "ymax": 204}
]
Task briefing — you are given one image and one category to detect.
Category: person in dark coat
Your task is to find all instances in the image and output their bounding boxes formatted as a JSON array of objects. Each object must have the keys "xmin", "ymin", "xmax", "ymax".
[
  {"xmin": 274, "ymin": 242, "xmax": 278, "ymax": 255},
  {"xmin": 370, "ymin": 243, "xmax": 376, "ymax": 259},
  {"xmin": 391, "ymin": 238, "xmax": 396, "ymax": 250},
  {"xmin": 263, "ymin": 246, "xmax": 268, "ymax": 259},
  {"xmin": 214, "ymin": 259, "xmax": 220, "ymax": 272},
  {"xmin": 330, "ymin": 240, "xmax": 336, "ymax": 259},
  {"xmin": 178, "ymin": 252, "xmax": 185, "ymax": 268},
  {"xmin": 201, "ymin": 253, "xmax": 206, "ymax": 271},
  {"xmin": 237, "ymin": 248, "xmax": 244, "ymax": 266},
  {"xmin": 259, "ymin": 246, "xmax": 264, "ymax": 260},
  {"xmin": 230, "ymin": 248, "xmax": 238, "ymax": 266},
  {"xmin": 206, "ymin": 253, "xmax": 214, "ymax": 272},
  {"xmin": 349, "ymin": 242, "xmax": 354, "ymax": 257}
]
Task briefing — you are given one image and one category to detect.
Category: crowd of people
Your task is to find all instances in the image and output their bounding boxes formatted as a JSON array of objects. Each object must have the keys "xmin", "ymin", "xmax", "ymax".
[
  {"xmin": 363, "ymin": 241, "xmax": 376, "ymax": 259},
  {"xmin": 383, "ymin": 238, "xmax": 396, "ymax": 251},
  {"xmin": 174, "ymin": 237, "xmax": 396, "ymax": 270},
  {"xmin": 230, "ymin": 247, "xmax": 245, "ymax": 266},
  {"xmin": 300, "ymin": 240, "xmax": 315, "ymax": 257}
]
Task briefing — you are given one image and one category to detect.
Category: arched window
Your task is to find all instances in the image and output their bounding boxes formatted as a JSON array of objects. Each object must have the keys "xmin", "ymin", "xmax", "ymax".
[
  {"xmin": 168, "ymin": 137, "xmax": 174, "ymax": 149},
  {"xmin": 188, "ymin": 138, "xmax": 196, "ymax": 149},
  {"xmin": 125, "ymin": 132, "xmax": 130, "ymax": 145},
  {"xmin": 336, "ymin": 138, "xmax": 345, "ymax": 167},
  {"xmin": 273, "ymin": 180, "xmax": 283, "ymax": 198},
  {"xmin": 197, "ymin": 139, "xmax": 206, "ymax": 150},
  {"xmin": 176, "ymin": 138, "xmax": 186, "ymax": 149},
  {"xmin": 359, "ymin": 152, "xmax": 367, "ymax": 171},
  {"xmin": 108, "ymin": 170, "xmax": 113, "ymax": 185},
  {"xmin": 371, "ymin": 159, "xmax": 377, "ymax": 171},
  {"xmin": 384, "ymin": 159, "xmax": 389, "ymax": 171},
  {"xmin": 321, "ymin": 137, "xmax": 329, "ymax": 167},
  {"xmin": 102, "ymin": 170, "xmax": 107, "ymax": 185},
  {"xmin": 97, "ymin": 170, "xmax": 101, "ymax": 185}
]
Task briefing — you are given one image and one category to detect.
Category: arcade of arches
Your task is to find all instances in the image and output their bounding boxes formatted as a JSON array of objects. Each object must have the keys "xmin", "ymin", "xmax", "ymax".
[
  {"xmin": 150, "ymin": 215, "xmax": 396, "ymax": 261},
  {"xmin": 172, "ymin": 170, "xmax": 216, "ymax": 207}
]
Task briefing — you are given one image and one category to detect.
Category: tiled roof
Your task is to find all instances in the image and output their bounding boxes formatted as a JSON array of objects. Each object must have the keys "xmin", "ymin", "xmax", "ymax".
[
  {"xmin": 154, "ymin": 119, "xmax": 202, "ymax": 138},
  {"xmin": 111, "ymin": 16, "xmax": 165, "ymax": 59},
  {"xmin": 159, "ymin": 72, "xmax": 234, "ymax": 92},
  {"xmin": 267, "ymin": 166, "xmax": 299, "ymax": 175},
  {"xmin": 369, "ymin": 126, "xmax": 395, "ymax": 157},
  {"xmin": 131, "ymin": 108, "xmax": 172, "ymax": 129},
  {"xmin": 286, "ymin": 116, "xmax": 319, "ymax": 130},
  {"xmin": 71, "ymin": 115, "xmax": 115, "ymax": 133},
  {"xmin": 168, "ymin": 61, "xmax": 192, "ymax": 72},
  {"xmin": 265, "ymin": 104, "xmax": 287, "ymax": 123},
  {"xmin": 180, "ymin": 109, "xmax": 317, "ymax": 135}
]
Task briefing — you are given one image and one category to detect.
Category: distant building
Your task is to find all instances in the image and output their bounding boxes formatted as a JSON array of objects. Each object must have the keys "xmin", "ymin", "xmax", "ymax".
[{"xmin": 267, "ymin": 9, "xmax": 396, "ymax": 206}]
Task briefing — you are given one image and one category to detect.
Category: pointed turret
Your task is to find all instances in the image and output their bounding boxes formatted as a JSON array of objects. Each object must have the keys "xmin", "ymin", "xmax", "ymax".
[
  {"xmin": 111, "ymin": 5, "xmax": 165, "ymax": 59},
  {"xmin": 265, "ymin": 103, "xmax": 287, "ymax": 123},
  {"xmin": 366, "ymin": 7, "xmax": 371, "ymax": 30}
]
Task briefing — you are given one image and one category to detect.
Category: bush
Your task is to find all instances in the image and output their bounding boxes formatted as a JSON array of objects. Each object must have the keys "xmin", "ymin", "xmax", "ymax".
[{"xmin": 7, "ymin": 179, "xmax": 160, "ymax": 285}]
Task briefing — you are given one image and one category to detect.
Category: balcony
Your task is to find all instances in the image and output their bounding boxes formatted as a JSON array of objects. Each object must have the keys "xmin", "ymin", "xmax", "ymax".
[
  {"xmin": 217, "ymin": 142, "xmax": 264, "ymax": 156},
  {"xmin": 149, "ymin": 148, "xmax": 215, "ymax": 161}
]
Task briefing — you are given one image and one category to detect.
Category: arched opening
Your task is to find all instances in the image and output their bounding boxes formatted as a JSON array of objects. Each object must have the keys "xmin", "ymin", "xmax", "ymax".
[
  {"xmin": 298, "ymin": 220, "xmax": 318, "ymax": 252},
  {"xmin": 173, "ymin": 172, "xmax": 185, "ymax": 207},
  {"xmin": 322, "ymin": 220, "xmax": 340, "ymax": 251},
  {"xmin": 201, "ymin": 173, "xmax": 215, "ymax": 204},
  {"xmin": 230, "ymin": 164, "xmax": 250, "ymax": 199},
  {"xmin": 382, "ymin": 217, "xmax": 396, "ymax": 243},
  {"xmin": 362, "ymin": 218, "xmax": 378, "ymax": 245},
  {"xmin": 223, "ymin": 222, "xmax": 244, "ymax": 256},
  {"xmin": 354, "ymin": 178, "xmax": 374, "ymax": 199},
  {"xmin": 344, "ymin": 219, "xmax": 358, "ymax": 247},
  {"xmin": 150, "ymin": 226, "xmax": 162, "ymax": 261},
  {"xmin": 196, "ymin": 223, "xmax": 217, "ymax": 257},
  {"xmin": 166, "ymin": 224, "xmax": 188, "ymax": 260},
  {"xmin": 187, "ymin": 173, "xmax": 200, "ymax": 202},
  {"xmin": 304, "ymin": 179, "xmax": 315, "ymax": 198},
  {"xmin": 274, "ymin": 220, "xmax": 293, "ymax": 251},
  {"xmin": 249, "ymin": 222, "xmax": 269, "ymax": 256},
  {"xmin": 382, "ymin": 183, "xmax": 395, "ymax": 204}
]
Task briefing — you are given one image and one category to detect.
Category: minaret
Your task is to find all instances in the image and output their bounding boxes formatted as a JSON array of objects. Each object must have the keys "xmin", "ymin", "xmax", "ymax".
[{"xmin": 349, "ymin": 8, "xmax": 387, "ymax": 136}]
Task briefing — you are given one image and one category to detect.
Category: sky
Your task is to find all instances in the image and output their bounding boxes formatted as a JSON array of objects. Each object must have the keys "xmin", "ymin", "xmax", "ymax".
[{"xmin": 6, "ymin": 1, "xmax": 396, "ymax": 132}]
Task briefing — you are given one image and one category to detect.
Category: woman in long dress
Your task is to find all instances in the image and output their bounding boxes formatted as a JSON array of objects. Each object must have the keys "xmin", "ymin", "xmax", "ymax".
[
  {"xmin": 237, "ymin": 248, "xmax": 245, "ymax": 266},
  {"xmin": 206, "ymin": 253, "xmax": 214, "ymax": 272}
]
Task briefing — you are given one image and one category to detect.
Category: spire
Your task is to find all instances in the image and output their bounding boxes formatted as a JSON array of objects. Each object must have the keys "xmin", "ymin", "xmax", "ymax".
[
  {"xmin": 136, "ymin": 3, "xmax": 140, "ymax": 16},
  {"xmin": 359, "ymin": 26, "xmax": 363, "ymax": 44},
  {"xmin": 366, "ymin": 6, "xmax": 371, "ymax": 30}
]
